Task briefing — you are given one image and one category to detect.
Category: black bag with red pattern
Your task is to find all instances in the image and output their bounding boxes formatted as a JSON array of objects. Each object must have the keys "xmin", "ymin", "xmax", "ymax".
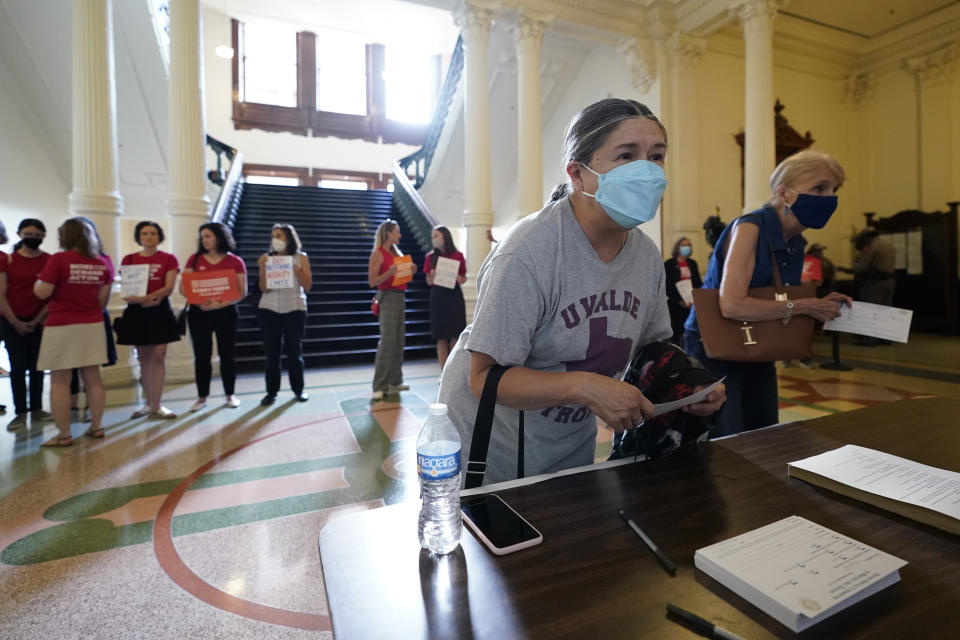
[{"xmin": 609, "ymin": 341, "xmax": 719, "ymax": 461}]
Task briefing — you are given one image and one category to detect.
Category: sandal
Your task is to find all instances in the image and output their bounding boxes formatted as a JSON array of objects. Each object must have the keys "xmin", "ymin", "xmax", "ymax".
[
  {"xmin": 149, "ymin": 407, "xmax": 177, "ymax": 419},
  {"xmin": 42, "ymin": 434, "xmax": 74, "ymax": 447},
  {"xmin": 83, "ymin": 427, "xmax": 105, "ymax": 439},
  {"xmin": 131, "ymin": 405, "xmax": 150, "ymax": 419}
]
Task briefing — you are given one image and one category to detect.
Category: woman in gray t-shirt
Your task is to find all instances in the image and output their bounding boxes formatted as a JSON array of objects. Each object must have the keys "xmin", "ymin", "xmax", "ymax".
[{"xmin": 438, "ymin": 98, "xmax": 725, "ymax": 485}]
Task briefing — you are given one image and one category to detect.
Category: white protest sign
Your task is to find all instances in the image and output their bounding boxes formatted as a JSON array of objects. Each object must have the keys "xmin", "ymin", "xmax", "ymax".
[
  {"xmin": 120, "ymin": 264, "xmax": 150, "ymax": 298},
  {"xmin": 266, "ymin": 256, "xmax": 295, "ymax": 289},
  {"xmin": 433, "ymin": 256, "xmax": 459, "ymax": 289}
]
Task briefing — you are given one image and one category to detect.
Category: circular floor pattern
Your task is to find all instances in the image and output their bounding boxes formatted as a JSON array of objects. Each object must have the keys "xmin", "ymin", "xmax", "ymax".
[{"xmin": 153, "ymin": 407, "xmax": 396, "ymax": 631}]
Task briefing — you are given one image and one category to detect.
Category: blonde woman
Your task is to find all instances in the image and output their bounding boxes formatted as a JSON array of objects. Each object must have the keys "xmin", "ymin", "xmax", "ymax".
[
  {"xmin": 367, "ymin": 219, "xmax": 417, "ymax": 400},
  {"xmin": 684, "ymin": 150, "xmax": 852, "ymax": 437}
]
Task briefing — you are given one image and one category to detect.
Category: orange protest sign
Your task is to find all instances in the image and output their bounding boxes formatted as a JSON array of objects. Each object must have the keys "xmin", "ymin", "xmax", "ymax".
[
  {"xmin": 182, "ymin": 269, "xmax": 241, "ymax": 304},
  {"xmin": 801, "ymin": 255, "xmax": 823, "ymax": 285},
  {"xmin": 391, "ymin": 255, "xmax": 414, "ymax": 286}
]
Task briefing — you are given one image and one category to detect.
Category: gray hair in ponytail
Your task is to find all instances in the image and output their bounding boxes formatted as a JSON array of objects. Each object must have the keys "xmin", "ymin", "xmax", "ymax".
[{"xmin": 548, "ymin": 98, "xmax": 667, "ymax": 203}]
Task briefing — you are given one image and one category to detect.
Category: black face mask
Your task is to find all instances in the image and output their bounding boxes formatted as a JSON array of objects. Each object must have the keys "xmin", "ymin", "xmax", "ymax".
[{"xmin": 21, "ymin": 237, "xmax": 43, "ymax": 250}]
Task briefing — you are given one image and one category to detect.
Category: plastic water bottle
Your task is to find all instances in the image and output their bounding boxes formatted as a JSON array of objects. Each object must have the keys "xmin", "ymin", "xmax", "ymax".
[{"xmin": 417, "ymin": 403, "xmax": 462, "ymax": 554}]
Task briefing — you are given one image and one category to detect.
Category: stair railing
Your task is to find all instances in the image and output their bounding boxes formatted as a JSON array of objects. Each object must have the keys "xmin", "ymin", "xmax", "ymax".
[
  {"xmin": 392, "ymin": 160, "xmax": 437, "ymax": 251},
  {"xmin": 396, "ymin": 36, "xmax": 463, "ymax": 189},
  {"xmin": 207, "ymin": 134, "xmax": 244, "ymax": 229},
  {"xmin": 393, "ymin": 35, "xmax": 464, "ymax": 251}
]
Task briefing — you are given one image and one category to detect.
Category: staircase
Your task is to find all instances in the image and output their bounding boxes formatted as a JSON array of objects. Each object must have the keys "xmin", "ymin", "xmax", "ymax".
[{"xmin": 232, "ymin": 183, "xmax": 434, "ymax": 372}]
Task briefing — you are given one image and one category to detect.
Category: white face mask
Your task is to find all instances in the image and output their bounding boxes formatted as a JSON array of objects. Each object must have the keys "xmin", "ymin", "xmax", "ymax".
[
  {"xmin": 271, "ymin": 238, "xmax": 287, "ymax": 253},
  {"xmin": 431, "ymin": 237, "xmax": 443, "ymax": 249}
]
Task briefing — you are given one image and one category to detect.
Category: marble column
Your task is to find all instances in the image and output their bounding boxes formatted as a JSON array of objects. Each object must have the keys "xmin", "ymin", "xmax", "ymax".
[
  {"xmin": 70, "ymin": 0, "xmax": 134, "ymax": 388},
  {"xmin": 454, "ymin": 1, "xmax": 499, "ymax": 318},
  {"xmin": 166, "ymin": 0, "xmax": 211, "ymax": 383},
  {"xmin": 511, "ymin": 11, "xmax": 551, "ymax": 219},
  {"xmin": 731, "ymin": 0, "xmax": 786, "ymax": 210},
  {"xmin": 842, "ymin": 72, "xmax": 877, "ymax": 245},
  {"xmin": 661, "ymin": 33, "xmax": 707, "ymax": 256},
  {"xmin": 904, "ymin": 44, "xmax": 960, "ymax": 211}
]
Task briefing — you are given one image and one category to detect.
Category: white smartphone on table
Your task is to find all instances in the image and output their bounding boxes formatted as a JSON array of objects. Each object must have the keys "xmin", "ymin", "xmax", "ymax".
[{"xmin": 460, "ymin": 494, "xmax": 543, "ymax": 556}]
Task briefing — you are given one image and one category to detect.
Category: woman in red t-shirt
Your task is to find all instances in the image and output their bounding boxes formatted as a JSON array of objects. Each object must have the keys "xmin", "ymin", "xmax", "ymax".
[
  {"xmin": 423, "ymin": 225, "xmax": 467, "ymax": 369},
  {"xmin": 34, "ymin": 218, "xmax": 113, "ymax": 447},
  {"xmin": 180, "ymin": 222, "xmax": 247, "ymax": 412},
  {"xmin": 118, "ymin": 221, "xmax": 181, "ymax": 419},
  {"xmin": 0, "ymin": 218, "xmax": 51, "ymax": 430},
  {"xmin": 367, "ymin": 219, "xmax": 417, "ymax": 400}
]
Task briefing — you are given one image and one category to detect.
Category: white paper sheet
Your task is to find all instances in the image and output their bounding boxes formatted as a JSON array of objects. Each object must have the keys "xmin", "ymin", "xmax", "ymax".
[
  {"xmin": 822, "ymin": 301, "xmax": 912, "ymax": 343},
  {"xmin": 695, "ymin": 515, "xmax": 906, "ymax": 632},
  {"xmin": 891, "ymin": 233, "xmax": 907, "ymax": 271},
  {"xmin": 675, "ymin": 279, "xmax": 694, "ymax": 305},
  {"xmin": 652, "ymin": 377, "xmax": 725, "ymax": 417},
  {"xmin": 788, "ymin": 445, "xmax": 960, "ymax": 521},
  {"xmin": 433, "ymin": 256, "xmax": 459, "ymax": 289},
  {"xmin": 120, "ymin": 264, "xmax": 149, "ymax": 298},
  {"xmin": 906, "ymin": 229, "xmax": 923, "ymax": 275},
  {"xmin": 266, "ymin": 256, "xmax": 294, "ymax": 289}
]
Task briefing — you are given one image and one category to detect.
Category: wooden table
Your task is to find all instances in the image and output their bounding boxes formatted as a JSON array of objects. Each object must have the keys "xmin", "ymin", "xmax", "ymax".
[{"xmin": 319, "ymin": 397, "xmax": 960, "ymax": 639}]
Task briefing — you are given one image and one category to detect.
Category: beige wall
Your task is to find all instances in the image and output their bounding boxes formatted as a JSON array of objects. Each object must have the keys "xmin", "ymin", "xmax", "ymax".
[
  {"xmin": 687, "ymin": 34, "xmax": 959, "ymax": 272},
  {"xmin": 0, "ymin": 71, "xmax": 70, "ymax": 247}
]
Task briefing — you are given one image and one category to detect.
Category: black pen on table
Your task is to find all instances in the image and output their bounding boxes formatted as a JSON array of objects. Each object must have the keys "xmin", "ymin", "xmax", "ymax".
[
  {"xmin": 666, "ymin": 604, "xmax": 744, "ymax": 640},
  {"xmin": 617, "ymin": 508, "xmax": 676, "ymax": 577}
]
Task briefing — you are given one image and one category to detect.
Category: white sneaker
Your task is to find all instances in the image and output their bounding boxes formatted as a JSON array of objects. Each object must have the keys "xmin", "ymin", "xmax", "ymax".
[
  {"xmin": 189, "ymin": 399, "xmax": 207, "ymax": 412},
  {"xmin": 372, "ymin": 391, "xmax": 384, "ymax": 401},
  {"xmin": 225, "ymin": 395, "xmax": 241, "ymax": 408}
]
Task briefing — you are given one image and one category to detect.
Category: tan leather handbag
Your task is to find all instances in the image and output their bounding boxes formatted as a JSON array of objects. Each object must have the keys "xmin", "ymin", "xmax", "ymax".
[{"xmin": 692, "ymin": 244, "xmax": 816, "ymax": 362}]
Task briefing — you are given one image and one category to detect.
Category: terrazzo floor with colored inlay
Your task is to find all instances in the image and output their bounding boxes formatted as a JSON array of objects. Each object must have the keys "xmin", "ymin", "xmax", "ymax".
[{"xmin": 1, "ymin": 332, "xmax": 958, "ymax": 637}]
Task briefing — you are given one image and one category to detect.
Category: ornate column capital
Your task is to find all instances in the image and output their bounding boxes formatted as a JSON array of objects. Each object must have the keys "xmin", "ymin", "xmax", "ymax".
[
  {"xmin": 666, "ymin": 33, "xmax": 707, "ymax": 70},
  {"xmin": 729, "ymin": 0, "xmax": 789, "ymax": 25},
  {"xmin": 454, "ymin": 0, "xmax": 500, "ymax": 43},
  {"xmin": 508, "ymin": 10, "xmax": 552, "ymax": 48},
  {"xmin": 841, "ymin": 72, "xmax": 876, "ymax": 107},
  {"xmin": 903, "ymin": 43, "xmax": 958, "ymax": 83},
  {"xmin": 618, "ymin": 37, "xmax": 657, "ymax": 93}
]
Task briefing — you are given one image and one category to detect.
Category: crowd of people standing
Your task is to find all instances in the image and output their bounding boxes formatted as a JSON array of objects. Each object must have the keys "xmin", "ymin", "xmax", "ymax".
[{"xmin": 0, "ymin": 216, "xmax": 316, "ymax": 447}]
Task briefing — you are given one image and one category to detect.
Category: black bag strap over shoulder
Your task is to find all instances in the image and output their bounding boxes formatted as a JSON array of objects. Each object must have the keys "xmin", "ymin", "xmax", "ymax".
[{"xmin": 465, "ymin": 364, "xmax": 525, "ymax": 489}]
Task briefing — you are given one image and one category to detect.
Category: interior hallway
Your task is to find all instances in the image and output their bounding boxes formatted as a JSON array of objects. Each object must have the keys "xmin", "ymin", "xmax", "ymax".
[{"xmin": 1, "ymin": 332, "xmax": 958, "ymax": 638}]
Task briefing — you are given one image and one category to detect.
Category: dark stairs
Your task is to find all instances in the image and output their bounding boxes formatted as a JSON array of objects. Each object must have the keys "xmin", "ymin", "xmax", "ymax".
[{"xmin": 232, "ymin": 183, "xmax": 434, "ymax": 372}]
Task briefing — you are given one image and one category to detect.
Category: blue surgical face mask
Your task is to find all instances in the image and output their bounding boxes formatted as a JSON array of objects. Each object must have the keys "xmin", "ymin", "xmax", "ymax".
[
  {"xmin": 786, "ymin": 193, "xmax": 838, "ymax": 229},
  {"xmin": 678, "ymin": 245, "xmax": 692, "ymax": 258},
  {"xmin": 580, "ymin": 160, "xmax": 667, "ymax": 229}
]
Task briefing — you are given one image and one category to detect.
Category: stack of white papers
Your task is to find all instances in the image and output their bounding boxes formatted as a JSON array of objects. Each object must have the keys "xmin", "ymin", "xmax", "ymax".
[
  {"xmin": 695, "ymin": 515, "xmax": 906, "ymax": 632},
  {"xmin": 788, "ymin": 445, "xmax": 960, "ymax": 535}
]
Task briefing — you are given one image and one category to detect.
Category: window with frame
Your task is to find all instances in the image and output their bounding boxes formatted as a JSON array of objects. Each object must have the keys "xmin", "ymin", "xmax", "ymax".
[{"xmin": 231, "ymin": 18, "xmax": 437, "ymax": 145}]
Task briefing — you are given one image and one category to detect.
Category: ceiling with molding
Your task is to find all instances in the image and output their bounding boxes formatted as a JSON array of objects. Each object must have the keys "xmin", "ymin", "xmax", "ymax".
[{"xmin": 782, "ymin": 0, "xmax": 959, "ymax": 38}]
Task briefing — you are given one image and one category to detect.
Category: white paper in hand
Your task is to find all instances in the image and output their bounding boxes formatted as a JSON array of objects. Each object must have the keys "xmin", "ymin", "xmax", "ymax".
[
  {"xmin": 120, "ymin": 264, "xmax": 150, "ymax": 298},
  {"xmin": 266, "ymin": 256, "xmax": 295, "ymax": 289},
  {"xmin": 675, "ymin": 279, "xmax": 694, "ymax": 305},
  {"xmin": 432, "ymin": 256, "xmax": 459, "ymax": 289},
  {"xmin": 823, "ymin": 301, "xmax": 912, "ymax": 343}
]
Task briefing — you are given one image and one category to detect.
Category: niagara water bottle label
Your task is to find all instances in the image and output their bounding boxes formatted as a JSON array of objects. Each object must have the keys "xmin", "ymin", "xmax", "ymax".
[{"xmin": 417, "ymin": 450, "xmax": 461, "ymax": 480}]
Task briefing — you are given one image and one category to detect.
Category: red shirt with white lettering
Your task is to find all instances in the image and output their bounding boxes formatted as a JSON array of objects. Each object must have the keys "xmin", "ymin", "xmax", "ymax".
[
  {"xmin": 187, "ymin": 252, "xmax": 247, "ymax": 275},
  {"xmin": 121, "ymin": 250, "xmax": 180, "ymax": 295},
  {"xmin": 0, "ymin": 250, "xmax": 51, "ymax": 319},
  {"xmin": 38, "ymin": 250, "xmax": 114, "ymax": 327}
]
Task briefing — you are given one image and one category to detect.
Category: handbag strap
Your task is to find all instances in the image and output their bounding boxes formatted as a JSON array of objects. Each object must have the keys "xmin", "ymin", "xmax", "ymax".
[{"xmin": 465, "ymin": 364, "xmax": 525, "ymax": 489}]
